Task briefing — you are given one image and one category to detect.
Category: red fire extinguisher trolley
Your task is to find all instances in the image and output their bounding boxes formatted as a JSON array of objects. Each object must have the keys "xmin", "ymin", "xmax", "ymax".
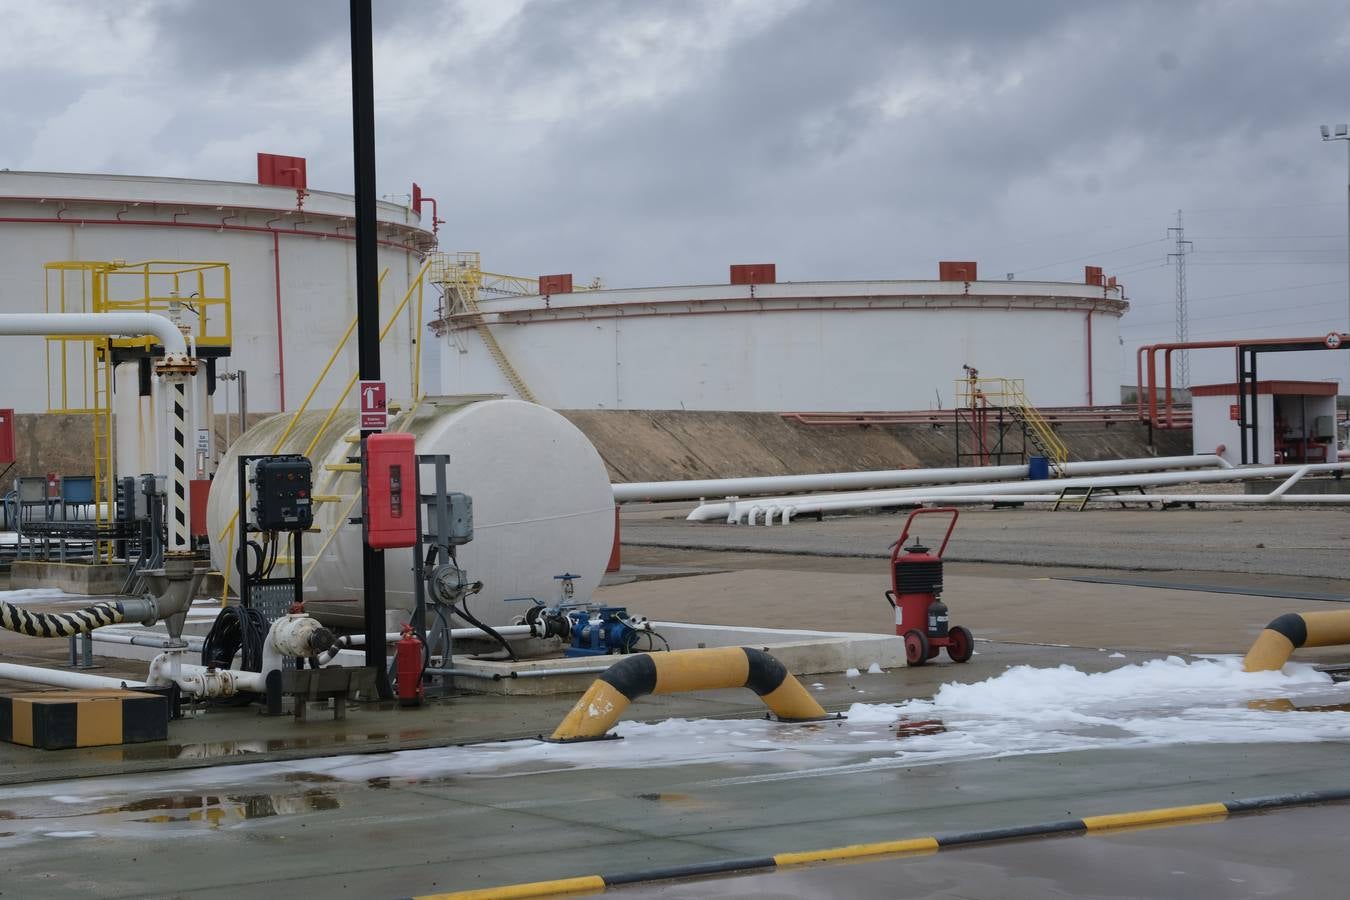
[{"xmin": 885, "ymin": 507, "xmax": 974, "ymax": 666}]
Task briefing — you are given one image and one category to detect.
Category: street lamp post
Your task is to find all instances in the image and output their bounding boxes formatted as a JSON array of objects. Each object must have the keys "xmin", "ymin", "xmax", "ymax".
[{"xmin": 1320, "ymin": 124, "xmax": 1350, "ymax": 387}]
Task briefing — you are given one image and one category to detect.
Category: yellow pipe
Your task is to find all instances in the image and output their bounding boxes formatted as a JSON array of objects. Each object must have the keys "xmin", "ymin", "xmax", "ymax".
[
  {"xmin": 1243, "ymin": 610, "xmax": 1350, "ymax": 672},
  {"xmin": 549, "ymin": 647, "xmax": 827, "ymax": 742}
]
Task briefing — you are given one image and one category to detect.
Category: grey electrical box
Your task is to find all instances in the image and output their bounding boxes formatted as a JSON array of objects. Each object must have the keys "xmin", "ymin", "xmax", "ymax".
[
  {"xmin": 446, "ymin": 492, "xmax": 473, "ymax": 545},
  {"xmin": 1314, "ymin": 415, "xmax": 1336, "ymax": 440}
]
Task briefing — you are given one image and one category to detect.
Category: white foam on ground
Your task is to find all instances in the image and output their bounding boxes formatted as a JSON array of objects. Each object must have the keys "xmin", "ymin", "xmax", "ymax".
[
  {"xmin": 2, "ymin": 656, "xmax": 1347, "ymax": 844},
  {"xmin": 0, "ymin": 587, "xmax": 82, "ymax": 605}
]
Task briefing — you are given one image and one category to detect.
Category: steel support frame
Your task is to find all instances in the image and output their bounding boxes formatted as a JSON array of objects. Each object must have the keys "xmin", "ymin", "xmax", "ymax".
[{"xmin": 1236, "ymin": 339, "xmax": 1349, "ymax": 465}]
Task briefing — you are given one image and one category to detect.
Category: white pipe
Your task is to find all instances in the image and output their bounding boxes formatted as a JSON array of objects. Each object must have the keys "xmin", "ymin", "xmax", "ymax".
[
  {"xmin": 89, "ymin": 632, "xmax": 192, "ymax": 650},
  {"xmin": 613, "ymin": 455, "xmax": 1229, "ymax": 503},
  {"xmin": 808, "ymin": 492, "xmax": 1350, "ymax": 508},
  {"xmin": 695, "ymin": 462, "xmax": 1348, "ymax": 522},
  {"xmin": 0, "ymin": 662, "xmax": 146, "ymax": 690},
  {"xmin": 340, "ymin": 625, "xmax": 537, "ymax": 648},
  {"xmin": 0, "ymin": 312, "xmax": 187, "ymax": 355}
]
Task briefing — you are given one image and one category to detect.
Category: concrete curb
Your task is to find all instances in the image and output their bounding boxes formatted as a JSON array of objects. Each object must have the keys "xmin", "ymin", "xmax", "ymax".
[{"xmin": 407, "ymin": 788, "xmax": 1350, "ymax": 899}]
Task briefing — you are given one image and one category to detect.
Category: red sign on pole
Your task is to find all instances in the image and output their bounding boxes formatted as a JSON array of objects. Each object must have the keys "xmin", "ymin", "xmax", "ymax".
[
  {"xmin": 359, "ymin": 380, "xmax": 387, "ymax": 431},
  {"xmin": 1229, "ymin": 403, "xmax": 1241, "ymax": 421}
]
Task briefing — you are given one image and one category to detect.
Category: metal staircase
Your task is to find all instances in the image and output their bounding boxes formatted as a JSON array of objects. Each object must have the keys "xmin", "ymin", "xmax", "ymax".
[
  {"xmin": 954, "ymin": 373, "xmax": 1069, "ymax": 476},
  {"xmin": 427, "ymin": 252, "xmax": 538, "ymax": 403}
]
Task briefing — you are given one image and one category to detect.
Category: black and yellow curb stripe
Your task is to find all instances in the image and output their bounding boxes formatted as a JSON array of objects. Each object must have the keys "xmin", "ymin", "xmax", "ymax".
[
  {"xmin": 0, "ymin": 689, "xmax": 169, "ymax": 750},
  {"xmin": 404, "ymin": 788, "xmax": 1350, "ymax": 899}
]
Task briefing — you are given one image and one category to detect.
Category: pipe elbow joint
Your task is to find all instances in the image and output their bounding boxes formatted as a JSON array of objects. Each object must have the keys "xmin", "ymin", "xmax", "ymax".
[{"xmin": 117, "ymin": 597, "xmax": 159, "ymax": 626}]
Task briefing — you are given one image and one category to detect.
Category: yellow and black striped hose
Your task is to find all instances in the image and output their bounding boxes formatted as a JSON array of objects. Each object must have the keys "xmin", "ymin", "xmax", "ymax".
[
  {"xmin": 0, "ymin": 598, "xmax": 135, "ymax": 638},
  {"xmin": 550, "ymin": 646, "xmax": 828, "ymax": 742}
]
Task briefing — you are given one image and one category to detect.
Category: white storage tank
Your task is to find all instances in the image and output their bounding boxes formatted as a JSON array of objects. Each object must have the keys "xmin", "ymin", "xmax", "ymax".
[
  {"xmin": 434, "ymin": 264, "xmax": 1128, "ymax": 412},
  {"xmin": 207, "ymin": 397, "xmax": 616, "ymax": 629}
]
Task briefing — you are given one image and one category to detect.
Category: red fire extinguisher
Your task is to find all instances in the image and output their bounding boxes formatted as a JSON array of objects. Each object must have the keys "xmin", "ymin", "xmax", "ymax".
[{"xmin": 395, "ymin": 624, "xmax": 424, "ymax": 707}]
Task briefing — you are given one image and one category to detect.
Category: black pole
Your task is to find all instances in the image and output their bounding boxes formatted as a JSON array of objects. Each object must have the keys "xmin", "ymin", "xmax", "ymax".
[{"xmin": 350, "ymin": 0, "xmax": 390, "ymax": 698}]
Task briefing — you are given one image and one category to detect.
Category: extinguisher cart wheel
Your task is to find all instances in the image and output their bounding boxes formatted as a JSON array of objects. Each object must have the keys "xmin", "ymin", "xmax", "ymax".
[
  {"xmin": 903, "ymin": 629, "xmax": 930, "ymax": 666},
  {"xmin": 947, "ymin": 625, "xmax": 975, "ymax": 663}
]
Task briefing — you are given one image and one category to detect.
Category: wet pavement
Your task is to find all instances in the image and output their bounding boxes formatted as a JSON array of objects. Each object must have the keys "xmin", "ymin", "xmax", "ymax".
[
  {"xmin": 1, "ymin": 511, "xmax": 1349, "ymax": 898},
  {"xmin": 611, "ymin": 804, "xmax": 1350, "ymax": 899}
]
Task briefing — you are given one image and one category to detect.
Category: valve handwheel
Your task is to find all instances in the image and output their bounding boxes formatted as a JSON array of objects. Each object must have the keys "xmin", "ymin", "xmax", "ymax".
[{"xmin": 903, "ymin": 629, "xmax": 930, "ymax": 666}]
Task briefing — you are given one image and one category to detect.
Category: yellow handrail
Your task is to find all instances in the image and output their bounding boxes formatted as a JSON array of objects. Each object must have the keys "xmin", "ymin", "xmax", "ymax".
[
  {"xmin": 218, "ymin": 259, "xmax": 434, "ymax": 595},
  {"xmin": 953, "ymin": 375, "xmax": 1068, "ymax": 474},
  {"xmin": 270, "ymin": 267, "xmax": 390, "ymax": 451}
]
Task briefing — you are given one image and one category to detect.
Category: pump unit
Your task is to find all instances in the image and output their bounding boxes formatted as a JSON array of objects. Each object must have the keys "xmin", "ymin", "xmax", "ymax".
[{"xmin": 884, "ymin": 508, "xmax": 974, "ymax": 666}]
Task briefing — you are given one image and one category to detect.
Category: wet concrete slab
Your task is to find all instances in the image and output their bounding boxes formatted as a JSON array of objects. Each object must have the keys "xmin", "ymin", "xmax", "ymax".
[{"xmin": 1, "ymin": 739, "xmax": 1347, "ymax": 898}]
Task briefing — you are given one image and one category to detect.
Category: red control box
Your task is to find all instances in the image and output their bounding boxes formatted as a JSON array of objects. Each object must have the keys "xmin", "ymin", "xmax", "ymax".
[{"xmin": 364, "ymin": 432, "xmax": 417, "ymax": 549}]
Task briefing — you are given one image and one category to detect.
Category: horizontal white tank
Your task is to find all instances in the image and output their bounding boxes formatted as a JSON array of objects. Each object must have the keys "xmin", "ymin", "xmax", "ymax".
[{"xmin": 207, "ymin": 397, "xmax": 615, "ymax": 630}]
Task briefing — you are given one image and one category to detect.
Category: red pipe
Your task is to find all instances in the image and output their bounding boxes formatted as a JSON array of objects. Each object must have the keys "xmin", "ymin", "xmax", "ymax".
[
  {"xmin": 1138, "ymin": 337, "xmax": 1346, "ymax": 428},
  {"xmin": 273, "ymin": 231, "xmax": 287, "ymax": 411}
]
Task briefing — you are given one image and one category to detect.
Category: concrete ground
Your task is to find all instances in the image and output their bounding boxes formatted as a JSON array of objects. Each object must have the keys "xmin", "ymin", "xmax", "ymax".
[
  {"xmin": 0, "ymin": 506, "xmax": 1348, "ymax": 897},
  {"xmin": 612, "ymin": 804, "xmax": 1349, "ymax": 900}
]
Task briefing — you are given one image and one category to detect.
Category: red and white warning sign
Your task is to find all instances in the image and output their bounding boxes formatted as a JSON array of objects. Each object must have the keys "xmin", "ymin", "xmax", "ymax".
[
  {"xmin": 1325, "ymin": 332, "xmax": 1343, "ymax": 349},
  {"xmin": 359, "ymin": 380, "xmax": 387, "ymax": 430}
]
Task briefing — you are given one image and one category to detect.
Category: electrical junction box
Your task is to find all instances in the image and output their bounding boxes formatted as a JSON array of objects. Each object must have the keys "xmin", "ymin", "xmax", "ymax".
[
  {"xmin": 252, "ymin": 456, "xmax": 313, "ymax": 531},
  {"xmin": 364, "ymin": 433, "xmax": 417, "ymax": 549},
  {"xmin": 445, "ymin": 492, "xmax": 474, "ymax": 545}
]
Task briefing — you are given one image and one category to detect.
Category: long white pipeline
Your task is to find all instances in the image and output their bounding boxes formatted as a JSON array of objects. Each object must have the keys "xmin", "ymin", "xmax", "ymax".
[
  {"xmin": 769, "ymin": 491, "xmax": 1350, "ymax": 516},
  {"xmin": 0, "ymin": 312, "xmax": 186, "ymax": 355},
  {"xmin": 0, "ymin": 662, "xmax": 147, "ymax": 690},
  {"xmin": 618, "ymin": 455, "xmax": 1228, "ymax": 503},
  {"xmin": 705, "ymin": 462, "xmax": 1347, "ymax": 523}
]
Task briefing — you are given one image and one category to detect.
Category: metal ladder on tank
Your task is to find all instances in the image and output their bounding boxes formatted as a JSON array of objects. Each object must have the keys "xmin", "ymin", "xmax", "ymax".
[
  {"xmin": 954, "ymin": 374, "xmax": 1069, "ymax": 477},
  {"xmin": 216, "ymin": 261, "xmax": 433, "ymax": 596},
  {"xmin": 427, "ymin": 252, "xmax": 539, "ymax": 404}
]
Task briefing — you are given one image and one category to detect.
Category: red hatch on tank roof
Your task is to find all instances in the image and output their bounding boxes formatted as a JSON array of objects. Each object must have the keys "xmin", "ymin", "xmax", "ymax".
[{"xmin": 257, "ymin": 153, "xmax": 307, "ymax": 190}]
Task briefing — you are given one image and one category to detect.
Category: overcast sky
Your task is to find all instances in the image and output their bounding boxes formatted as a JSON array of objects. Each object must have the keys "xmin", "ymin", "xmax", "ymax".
[{"xmin": 4, "ymin": 0, "xmax": 1350, "ymax": 388}]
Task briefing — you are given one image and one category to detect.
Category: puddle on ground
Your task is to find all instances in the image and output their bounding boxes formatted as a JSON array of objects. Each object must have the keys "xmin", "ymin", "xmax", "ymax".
[
  {"xmin": 0, "ymin": 787, "xmax": 346, "ymax": 839},
  {"xmin": 76, "ymin": 733, "xmax": 400, "ymax": 764}
]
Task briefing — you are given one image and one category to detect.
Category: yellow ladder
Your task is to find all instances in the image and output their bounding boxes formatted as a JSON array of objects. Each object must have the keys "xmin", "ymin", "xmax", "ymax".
[
  {"xmin": 954, "ymin": 375, "xmax": 1069, "ymax": 476},
  {"xmin": 429, "ymin": 252, "xmax": 539, "ymax": 403},
  {"xmin": 91, "ymin": 340, "xmax": 114, "ymax": 562},
  {"xmin": 1003, "ymin": 381, "xmax": 1069, "ymax": 476}
]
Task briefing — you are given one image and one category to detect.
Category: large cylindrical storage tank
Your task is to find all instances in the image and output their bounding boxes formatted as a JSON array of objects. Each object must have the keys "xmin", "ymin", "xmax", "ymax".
[
  {"xmin": 0, "ymin": 169, "xmax": 434, "ymax": 416},
  {"xmin": 435, "ymin": 278, "xmax": 1128, "ymax": 411},
  {"xmin": 207, "ymin": 397, "xmax": 615, "ymax": 630}
]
